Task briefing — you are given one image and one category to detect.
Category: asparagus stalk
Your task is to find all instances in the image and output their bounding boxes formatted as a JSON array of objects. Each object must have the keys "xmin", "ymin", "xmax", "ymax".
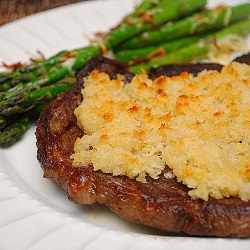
[
  {"xmin": 0, "ymin": 75, "xmax": 75, "ymax": 116},
  {"xmin": 0, "ymin": 51, "xmax": 68, "ymax": 92},
  {"xmin": 0, "ymin": 5, "xmax": 140, "ymax": 147},
  {"xmin": 130, "ymin": 19, "xmax": 250, "ymax": 73},
  {"xmin": 0, "ymin": 104, "xmax": 45, "ymax": 147},
  {"xmin": 0, "ymin": 0, "xmax": 162, "ymax": 90},
  {"xmin": 133, "ymin": 0, "xmax": 165, "ymax": 13},
  {"xmin": 0, "ymin": 64, "xmax": 55, "ymax": 91},
  {"xmin": 0, "ymin": 75, "xmax": 75, "ymax": 147},
  {"xmin": 0, "ymin": 115, "xmax": 34, "ymax": 147},
  {"xmin": 103, "ymin": 0, "xmax": 206, "ymax": 48},
  {"xmin": 0, "ymin": 116, "xmax": 6, "ymax": 129},
  {"xmin": 114, "ymin": 33, "xmax": 209, "ymax": 63},
  {"xmin": 119, "ymin": 3, "xmax": 250, "ymax": 49},
  {"xmin": 0, "ymin": 0, "xmax": 206, "ymax": 107},
  {"xmin": 0, "ymin": 46, "xmax": 101, "ymax": 94}
]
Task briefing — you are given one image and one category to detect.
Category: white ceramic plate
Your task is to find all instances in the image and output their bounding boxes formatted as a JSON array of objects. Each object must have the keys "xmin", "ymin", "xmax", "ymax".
[{"xmin": 0, "ymin": 0, "xmax": 249, "ymax": 249}]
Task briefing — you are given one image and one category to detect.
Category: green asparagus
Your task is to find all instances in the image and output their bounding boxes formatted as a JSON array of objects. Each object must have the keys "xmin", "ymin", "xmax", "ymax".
[
  {"xmin": 0, "ymin": 83, "xmax": 71, "ymax": 116},
  {"xmin": 1, "ymin": 0, "xmax": 176, "ymax": 146},
  {"xmin": 0, "ymin": 104, "xmax": 44, "ymax": 147},
  {"xmin": 130, "ymin": 19, "xmax": 250, "ymax": 73},
  {"xmin": 0, "ymin": 63, "xmax": 56, "ymax": 91},
  {"xmin": 0, "ymin": 51, "xmax": 68, "ymax": 91},
  {"xmin": 0, "ymin": 75, "xmax": 75, "ymax": 146},
  {"xmin": 0, "ymin": 75, "xmax": 75, "ymax": 116},
  {"xmin": 0, "ymin": 116, "xmax": 6, "ymax": 129},
  {"xmin": 132, "ymin": 0, "xmax": 164, "ymax": 13},
  {"xmin": 0, "ymin": 0, "xmax": 182, "ymax": 86},
  {"xmin": 0, "ymin": 115, "xmax": 34, "ymax": 147},
  {"xmin": 119, "ymin": 3, "xmax": 250, "ymax": 49},
  {"xmin": 0, "ymin": 0, "xmax": 164, "ymax": 91},
  {"xmin": 114, "ymin": 33, "xmax": 210, "ymax": 63},
  {"xmin": 0, "ymin": 0, "xmax": 206, "ymax": 106},
  {"xmin": 103, "ymin": 0, "xmax": 206, "ymax": 48}
]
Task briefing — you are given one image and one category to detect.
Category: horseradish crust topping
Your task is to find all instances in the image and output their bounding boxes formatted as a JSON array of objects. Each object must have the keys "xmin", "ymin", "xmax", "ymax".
[{"xmin": 71, "ymin": 62, "xmax": 250, "ymax": 201}]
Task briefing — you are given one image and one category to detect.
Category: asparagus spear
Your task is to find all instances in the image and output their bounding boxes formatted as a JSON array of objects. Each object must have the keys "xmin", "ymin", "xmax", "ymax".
[
  {"xmin": 0, "ymin": 104, "xmax": 45, "ymax": 147},
  {"xmin": 0, "ymin": 0, "xmax": 168, "ymax": 90},
  {"xmin": 103, "ymin": 0, "xmax": 206, "ymax": 48},
  {"xmin": 0, "ymin": 115, "xmax": 34, "ymax": 147},
  {"xmin": 0, "ymin": 0, "xmax": 206, "ymax": 108},
  {"xmin": 0, "ymin": 64, "xmax": 55, "ymax": 91},
  {"xmin": 114, "ymin": 33, "xmax": 209, "ymax": 63},
  {"xmin": 0, "ymin": 75, "xmax": 75, "ymax": 146},
  {"xmin": 0, "ymin": 46, "xmax": 101, "ymax": 94},
  {"xmin": 133, "ymin": 0, "xmax": 165, "ymax": 13},
  {"xmin": 119, "ymin": 3, "xmax": 250, "ymax": 49},
  {"xmin": 0, "ymin": 75, "xmax": 75, "ymax": 116},
  {"xmin": 130, "ymin": 19, "xmax": 250, "ymax": 73},
  {"xmin": 1, "ymin": 0, "xmax": 206, "ymax": 88},
  {"xmin": 0, "ymin": 51, "xmax": 68, "ymax": 92},
  {"xmin": 0, "ymin": 116, "xmax": 6, "ymax": 129}
]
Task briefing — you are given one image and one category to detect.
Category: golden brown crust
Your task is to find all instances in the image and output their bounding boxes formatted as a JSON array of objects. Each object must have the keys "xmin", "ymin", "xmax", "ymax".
[{"xmin": 36, "ymin": 57, "xmax": 250, "ymax": 237}]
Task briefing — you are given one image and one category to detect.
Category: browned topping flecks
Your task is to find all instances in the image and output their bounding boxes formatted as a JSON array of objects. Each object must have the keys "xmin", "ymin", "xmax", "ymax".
[{"xmin": 71, "ymin": 62, "xmax": 250, "ymax": 201}]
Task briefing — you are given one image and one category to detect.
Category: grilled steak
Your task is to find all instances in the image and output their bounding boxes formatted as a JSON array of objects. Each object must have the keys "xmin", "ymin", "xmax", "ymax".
[
  {"xmin": 36, "ymin": 56, "xmax": 250, "ymax": 238},
  {"xmin": 149, "ymin": 63, "xmax": 223, "ymax": 79},
  {"xmin": 234, "ymin": 52, "xmax": 250, "ymax": 65},
  {"xmin": 149, "ymin": 52, "xmax": 250, "ymax": 79}
]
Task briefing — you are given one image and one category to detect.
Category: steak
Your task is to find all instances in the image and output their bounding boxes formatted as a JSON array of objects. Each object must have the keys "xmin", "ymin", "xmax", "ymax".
[
  {"xmin": 234, "ymin": 52, "xmax": 250, "ymax": 65},
  {"xmin": 36, "ymin": 56, "xmax": 250, "ymax": 238},
  {"xmin": 149, "ymin": 62, "xmax": 223, "ymax": 79}
]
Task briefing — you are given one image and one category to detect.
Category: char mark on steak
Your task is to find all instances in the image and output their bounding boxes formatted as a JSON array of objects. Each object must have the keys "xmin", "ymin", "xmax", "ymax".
[
  {"xmin": 234, "ymin": 52, "xmax": 250, "ymax": 65},
  {"xmin": 149, "ymin": 52, "xmax": 250, "ymax": 79},
  {"xmin": 149, "ymin": 63, "xmax": 223, "ymax": 79}
]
